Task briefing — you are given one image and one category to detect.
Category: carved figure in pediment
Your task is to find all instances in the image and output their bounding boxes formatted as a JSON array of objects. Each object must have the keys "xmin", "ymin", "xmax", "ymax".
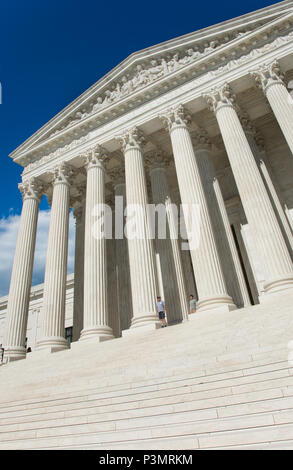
[
  {"xmin": 103, "ymin": 89, "xmax": 113, "ymax": 105},
  {"xmin": 132, "ymin": 64, "xmax": 149, "ymax": 89},
  {"xmin": 167, "ymin": 53, "xmax": 180, "ymax": 73},
  {"xmin": 92, "ymin": 96, "xmax": 103, "ymax": 112},
  {"xmin": 148, "ymin": 59, "xmax": 164, "ymax": 81},
  {"xmin": 203, "ymin": 40, "xmax": 218, "ymax": 54},
  {"xmin": 181, "ymin": 47, "xmax": 201, "ymax": 64},
  {"xmin": 161, "ymin": 58, "xmax": 169, "ymax": 75},
  {"xmin": 109, "ymin": 83, "xmax": 121, "ymax": 101},
  {"xmin": 121, "ymin": 75, "xmax": 133, "ymax": 95}
]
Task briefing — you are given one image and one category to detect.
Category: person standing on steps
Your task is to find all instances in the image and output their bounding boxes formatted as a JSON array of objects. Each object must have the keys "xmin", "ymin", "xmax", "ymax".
[
  {"xmin": 189, "ymin": 294, "xmax": 197, "ymax": 314},
  {"xmin": 156, "ymin": 296, "xmax": 167, "ymax": 328}
]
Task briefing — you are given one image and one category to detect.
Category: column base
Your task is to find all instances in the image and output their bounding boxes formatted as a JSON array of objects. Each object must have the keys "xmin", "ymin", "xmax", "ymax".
[
  {"xmin": 130, "ymin": 313, "xmax": 161, "ymax": 329},
  {"xmin": 3, "ymin": 346, "xmax": 26, "ymax": 362},
  {"xmin": 263, "ymin": 274, "xmax": 293, "ymax": 295},
  {"xmin": 196, "ymin": 294, "xmax": 237, "ymax": 313},
  {"xmin": 36, "ymin": 336, "xmax": 69, "ymax": 353},
  {"xmin": 79, "ymin": 326, "xmax": 114, "ymax": 343}
]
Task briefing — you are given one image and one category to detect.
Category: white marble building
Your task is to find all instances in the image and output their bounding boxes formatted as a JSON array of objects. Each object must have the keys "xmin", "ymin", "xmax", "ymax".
[{"xmin": 1, "ymin": 0, "xmax": 293, "ymax": 362}]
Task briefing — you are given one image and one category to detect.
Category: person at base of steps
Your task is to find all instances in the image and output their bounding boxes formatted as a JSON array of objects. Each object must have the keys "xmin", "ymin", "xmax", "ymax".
[
  {"xmin": 156, "ymin": 296, "xmax": 167, "ymax": 328},
  {"xmin": 189, "ymin": 294, "xmax": 197, "ymax": 314}
]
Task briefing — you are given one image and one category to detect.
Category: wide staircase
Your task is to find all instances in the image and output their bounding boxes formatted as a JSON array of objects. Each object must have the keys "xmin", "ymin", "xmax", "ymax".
[{"xmin": 0, "ymin": 291, "xmax": 293, "ymax": 450}]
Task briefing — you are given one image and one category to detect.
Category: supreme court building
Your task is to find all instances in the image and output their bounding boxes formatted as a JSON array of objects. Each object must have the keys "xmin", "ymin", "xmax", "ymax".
[{"xmin": 1, "ymin": 0, "xmax": 293, "ymax": 362}]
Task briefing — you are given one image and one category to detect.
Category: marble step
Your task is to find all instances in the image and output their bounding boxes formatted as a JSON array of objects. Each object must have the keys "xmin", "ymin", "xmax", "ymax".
[
  {"xmin": 0, "ymin": 374, "xmax": 291, "ymax": 437},
  {"xmin": 0, "ymin": 367, "xmax": 292, "ymax": 424},
  {"xmin": 0, "ymin": 343, "xmax": 289, "ymax": 400},
  {"xmin": 0, "ymin": 364, "xmax": 290, "ymax": 418},
  {"xmin": 0, "ymin": 412, "xmax": 293, "ymax": 450},
  {"xmin": 0, "ymin": 349, "xmax": 290, "ymax": 409}
]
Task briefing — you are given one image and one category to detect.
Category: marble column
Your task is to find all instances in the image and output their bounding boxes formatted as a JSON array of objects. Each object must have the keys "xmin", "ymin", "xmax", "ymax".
[
  {"xmin": 172, "ymin": 189, "xmax": 197, "ymax": 299},
  {"xmin": 160, "ymin": 105, "xmax": 236, "ymax": 313},
  {"xmin": 252, "ymin": 61, "xmax": 293, "ymax": 156},
  {"xmin": 109, "ymin": 167, "xmax": 133, "ymax": 331},
  {"xmin": 239, "ymin": 114, "xmax": 293, "ymax": 256},
  {"xmin": 205, "ymin": 83, "xmax": 293, "ymax": 295},
  {"xmin": 106, "ymin": 196, "xmax": 120, "ymax": 338},
  {"xmin": 3, "ymin": 178, "xmax": 42, "ymax": 361},
  {"xmin": 191, "ymin": 129, "xmax": 250, "ymax": 308},
  {"xmin": 147, "ymin": 149, "xmax": 189, "ymax": 323},
  {"xmin": 117, "ymin": 127, "xmax": 160, "ymax": 330},
  {"xmin": 37, "ymin": 163, "xmax": 72, "ymax": 352},
  {"xmin": 72, "ymin": 184, "xmax": 86, "ymax": 342},
  {"xmin": 80, "ymin": 146, "xmax": 114, "ymax": 342}
]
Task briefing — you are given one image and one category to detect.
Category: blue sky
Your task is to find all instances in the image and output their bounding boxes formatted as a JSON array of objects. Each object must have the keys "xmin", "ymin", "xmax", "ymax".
[{"xmin": 0, "ymin": 0, "xmax": 278, "ymax": 295}]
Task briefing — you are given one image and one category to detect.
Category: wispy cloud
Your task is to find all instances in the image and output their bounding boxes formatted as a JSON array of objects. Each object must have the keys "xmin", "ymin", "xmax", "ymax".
[{"xmin": 0, "ymin": 210, "xmax": 76, "ymax": 297}]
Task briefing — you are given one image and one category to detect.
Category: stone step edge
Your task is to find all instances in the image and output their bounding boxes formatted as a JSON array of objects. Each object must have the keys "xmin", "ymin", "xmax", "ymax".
[
  {"xmin": 0, "ymin": 368, "xmax": 291, "ymax": 421},
  {"xmin": 0, "ymin": 350, "xmax": 289, "ymax": 409},
  {"xmin": 0, "ymin": 414, "xmax": 293, "ymax": 449}
]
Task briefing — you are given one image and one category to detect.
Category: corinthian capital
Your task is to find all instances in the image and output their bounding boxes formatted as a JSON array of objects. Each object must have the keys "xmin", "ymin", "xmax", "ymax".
[
  {"xmin": 116, "ymin": 127, "xmax": 145, "ymax": 152},
  {"xmin": 18, "ymin": 178, "xmax": 43, "ymax": 201},
  {"xmin": 238, "ymin": 109, "xmax": 255, "ymax": 134},
  {"xmin": 204, "ymin": 83, "xmax": 237, "ymax": 114},
  {"xmin": 159, "ymin": 104, "xmax": 191, "ymax": 132},
  {"xmin": 85, "ymin": 145, "xmax": 109, "ymax": 169},
  {"xmin": 251, "ymin": 60, "xmax": 285, "ymax": 93},
  {"xmin": 144, "ymin": 148, "xmax": 170, "ymax": 170},
  {"xmin": 51, "ymin": 162, "xmax": 74, "ymax": 186},
  {"xmin": 191, "ymin": 128, "xmax": 211, "ymax": 151}
]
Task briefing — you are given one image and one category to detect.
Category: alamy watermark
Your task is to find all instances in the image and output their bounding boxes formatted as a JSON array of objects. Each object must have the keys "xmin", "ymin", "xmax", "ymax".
[{"xmin": 89, "ymin": 197, "xmax": 201, "ymax": 251}]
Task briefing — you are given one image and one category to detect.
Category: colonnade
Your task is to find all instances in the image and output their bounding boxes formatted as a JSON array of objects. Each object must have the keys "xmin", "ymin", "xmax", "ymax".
[{"xmin": 3, "ymin": 60, "xmax": 293, "ymax": 361}]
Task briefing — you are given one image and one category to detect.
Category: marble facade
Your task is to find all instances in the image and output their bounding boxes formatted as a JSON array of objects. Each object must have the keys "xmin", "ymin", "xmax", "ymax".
[{"xmin": 1, "ymin": 1, "xmax": 293, "ymax": 361}]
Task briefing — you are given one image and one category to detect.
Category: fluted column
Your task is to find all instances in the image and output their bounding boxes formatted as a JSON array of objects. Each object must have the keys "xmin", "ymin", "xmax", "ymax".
[
  {"xmin": 165, "ymin": 197, "xmax": 189, "ymax": 322},
  {"xmin": 106, "ymin": 205, "xmax": 120, "ymax": 338},
  {"xmin": 37, "ymin": 163, "xmax": 72, "ymax": 352},
  {"xmin": 160, "ymin": 106, "xmax": 236, "ymax": 313},
  {"xmin": 239, "ymin": 115, "xmax": 293, "ymax": 256},
  {"xmin": 117, "ymin": 128, "xmax": 160, "ymax": 330},
  {"xmin": 205, "ymin": 84, "xmax": 293, "ymax": 295},
  {"xmin": 110, "ymin": 167, "xmax": 133, "ymax": 331},
  {"xmin": 3, "ymin": 179, "xmax": 42, "ymax": 361},
  {"xmin": 251, "ymin": 61, "xmax": 293, "ymax": 155},
  {"xmin": 146, "ymin": 149, "xmax": 189, "ymax": 323},
  {"xmin": 72, "ymin": 185, "xmax": 86, "ymax": 342},
  {"xmin": 191, "ymin": 129, "xmax": 250, "ymax": 308},
  {"xmin": 80, "ymin": 146, "xmax": 114, "ymax": 342}
]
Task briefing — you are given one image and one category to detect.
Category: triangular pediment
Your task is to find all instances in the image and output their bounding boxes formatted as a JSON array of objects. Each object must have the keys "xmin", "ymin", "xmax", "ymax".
[{"xmin": 10, "ymin": 0, "xmax": 293, "ymax": 167}]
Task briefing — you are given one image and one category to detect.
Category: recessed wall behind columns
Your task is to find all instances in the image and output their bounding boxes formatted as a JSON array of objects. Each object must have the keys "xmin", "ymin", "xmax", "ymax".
[{"xmin": 0, "ymin": 277, "xmax": 74, "ymax": 351}]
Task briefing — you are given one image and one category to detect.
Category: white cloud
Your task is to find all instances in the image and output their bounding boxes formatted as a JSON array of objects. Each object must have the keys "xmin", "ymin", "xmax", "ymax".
[{"xmin": 0, "ymin": 210, "xmax": 76, "ymax": 297}]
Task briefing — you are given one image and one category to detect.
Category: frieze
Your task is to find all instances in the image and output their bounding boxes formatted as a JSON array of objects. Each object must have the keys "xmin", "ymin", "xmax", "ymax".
[{"xmin": 22, "ymin": 22, "xmax": 293, "ymax": 175}]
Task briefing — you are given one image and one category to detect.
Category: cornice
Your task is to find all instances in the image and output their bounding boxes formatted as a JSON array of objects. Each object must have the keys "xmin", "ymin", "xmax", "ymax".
[{"xmin": 11, "ymin": 4, "xmax": 292, "ymax": 165}]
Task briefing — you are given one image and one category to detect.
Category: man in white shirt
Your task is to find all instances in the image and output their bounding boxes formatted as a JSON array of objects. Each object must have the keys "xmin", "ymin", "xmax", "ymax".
[{"xmin": 156, "ymin": 296, "xmax": 167, "ymax": 328}]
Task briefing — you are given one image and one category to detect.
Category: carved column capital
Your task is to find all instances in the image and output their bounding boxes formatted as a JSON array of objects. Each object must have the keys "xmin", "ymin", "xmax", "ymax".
[
  {"xmin": 116, "ymin": 127, "xmax": 145, "ymax": 152},
  {"xmin": 238, "ymin": 109, "xmax": 256, "ymax": 135},
  {"xmin": 251, "ymin": 60, "xmax": 285, "ymax": 94},
  {"xmin": 51, "ymin": 162, "xmax": 74, "ymax": 186},
  {"xmin": 18, "ymin": 177, "xmax": 43, "ymax": 201},
  {"xmin": 144, "ymin": 148, "xmax": 170, "ymax": 170},
  {"xmin": 73, "ymin": 202, "xmax": 84, "ymax": 223},
  {"xmin": 84, "ymin": 145, "xmax": 110, "ymax": 170},
  {"xmin": 191, "ymin": 128, "xmax": 212, "ymax": 151},
  {"xmin": 159, "ymin": 104, "xmax": 191, "ymax": 132},
  {"xmin": 204, "ymin": 83, "xmax": 237, "ymax": 114}
]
